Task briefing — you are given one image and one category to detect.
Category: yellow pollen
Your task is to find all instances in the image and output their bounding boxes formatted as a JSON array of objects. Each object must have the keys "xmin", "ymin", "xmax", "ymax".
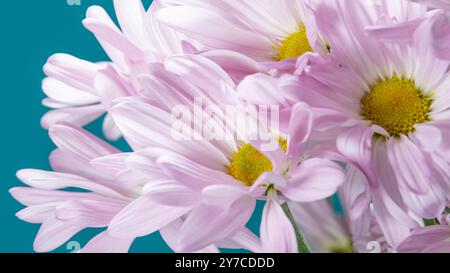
[
  {"xmin": 278, "ymin": 137, "xmax": 288, "ymax": 153},
  {"xmin": 361, "ymin": 75, "xmax": 432, "ymax": 136},
  {"xmin": 277, "ymin": 26, "xmax": 312, "ymax": 61},
  {"xmin": 228, "ymin": 144, "xmax": 273, "ymax": 186}
]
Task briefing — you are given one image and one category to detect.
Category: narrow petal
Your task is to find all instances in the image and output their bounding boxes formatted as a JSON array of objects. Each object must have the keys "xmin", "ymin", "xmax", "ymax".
[
  {"xmin": 217, "ymin": 227, "xmax": 263, "ymax": 253},
  {"xmin": 260, "ymin": 199, "xmax": 297, "ymax": 253},
  {"xmin": 159, "ymin": 219, "xmax": 220, "ymax": 253},
  {"xmin": 144, "ymin": 179, "xmax": 200, "ymax": 207},
  {"xmin": 177, "ymin": 197, "xmax": 255, "ymax": 252},
  {"xmin": 372, "ymin": 187, "xmax": 418, "ymax": 247},
  {"xmin": 16, "ymin": 170, "xmax": 123, "ymax": 199},
  {"xmin": 386, "ymin": 136, "xmax": 431, "ymax": 194},
  {"xmin": 33, "ymin": 216, "xmax": 84, "ymax": 253},
  {"xmin": 41, "ymin": 105, "xmax": 104, "ymax": 129},
  {"xmin": 336, "ymin": 126, "xmax": 376, "ymax": 186},
  {"xmin": 339, "ymin": 165, "xmax": 370, "ymax": 221},
  {"xmin": 287, "ymin": 103, "xmax": 314, "ymax": 159},
  {"xmin": 113, "ymin": 0, "xmax": 146, "ymax": 47},
  {"xmin": 90, "ymin": 153, "xmax": 130, "ymax": 176},
  {"xmin": 397, "ymin": 225, "xmax": 450, "ymax": 253},
  {"xmin": 79, "ymin": 231, "xmax": 134, "ymax": 253},
  {"xmin": 201, "ymin": 184, "xmax": 248, "ymax": 207},
  {"xmin": 109, "ymin": 195, "xmax": 190, "ymax": 238},
  {"xmin": 283, "ymin": 158, "xmax": 344, "ymax": 202},
  {"xmin": 157, "ymin": 6, "xmax": 273, "ymax": 60},
  {"xmin": 49, "ymin": 123, "xmax": 120, "ymax": 161}
]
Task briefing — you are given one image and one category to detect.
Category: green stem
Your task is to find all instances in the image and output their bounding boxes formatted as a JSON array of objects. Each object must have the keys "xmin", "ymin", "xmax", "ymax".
[
  {"xmin": 281, "ymin": 202, "xmax": 311, "ymax": 253},
  {"xmin": 423, "ymin": 218, "xmax": 439, "ymax": 226}
]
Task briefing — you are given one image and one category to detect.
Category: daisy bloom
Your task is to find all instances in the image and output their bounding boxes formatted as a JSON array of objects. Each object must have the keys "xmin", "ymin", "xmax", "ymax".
[
  {"xmin": 280, "ymin": 0, "xmax": 450, "ymax": 246},
  {"xmin": 106, "ymin": 54, "xmax": 345, "ymax": 252},
  {"xmin": 42, "ymin": 0, "xmax": 262, "ymax": 140},
  {"xmin": 41, "ymin": 0, "xmax": 202, "ymax": 140},
  {"xmin": 11, "ymin": 122, "xmax": 251, "ymax": 253},
  {"xmin": 10, "ymin": 123, "xmax": 136, "ymax": 252},
  {"xmin": 157, "ymin": 0, "xmax": 329, "ymax": 70}
]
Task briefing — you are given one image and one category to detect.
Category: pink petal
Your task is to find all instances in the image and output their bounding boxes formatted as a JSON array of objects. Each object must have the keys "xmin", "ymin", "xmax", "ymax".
[
  {"xmin": 339, "ymin": 165, "xmax": 370, "ymax": 221},
  {"xmin": 177, "ymin": 197, "xmax": 255, "ymax": 252},
  {"xmin": 201, "ymin": 184, "xmax": 248, "ymax": 207},
  {"xmin": 397, "ymin": 225, "xmax": 450, "ymax": 253},
  {"xmin": 431, "ymin": 14, "xmax": 450, "ymax": 60},
  {"xmin": 42, "ymin": 77, "xmax": 99, "ymax": 106},
  {"xmin": 15, "ymin": 204, "xmax": 55, "ymax": 223},
  {"xmin": 83, "ymin": 7, "xmax": 144, "ymax": 62},
  {"xmin": 49, "ymin": 123, "xmax": 120, "ymax": 161},
  {"xmin": 163, "ymin": 55, "xmax": 237, "ymax": 102},
  {"xmin": 287, "ymin": 103, "xmax": 314, "ymax": 159},
  {"xmin": 90, "ymin": 153, "xmax": 130, "ymax": 176},
  {"xmin": 144, "ymin": 179, "xmax": 200, "ymax": 207},
  {"xmin": 41, "ymin": 105, "xmax": 104, "ymax": 129},
  {"xmin": 157, "ymin": 6, "xmax": 272, "ymax": 60},
  {"xmin": 108, "ymin": 195, "xmax": 191, "ymax": 238},
  {"xmin": 200, "ymin": 49, "xmax": 260, "ymax": 82},
  {"xmin": 43, "ymin": 53, "xmax": 99, "ymax": 93},
  {"xmin": 156, "ymin": 150, "xmax": 234, "ymax": 190},
  {"xmin": 372, "ymin": 187, "xmax": 418, "ymax": 247},
  {"xmin": 15, "ymin": 170, "xmax": 123, "ymax": 198},
  {"xmin": 79, "ymin": 231, "xmax": 134, "ymax": 253},
  {"xmin": 102, "ymin": 114, "xmax": 122, "ymax": 141},
  {"xmin": 336, "ymin": 126, "xmax": 376, "ymax": 186},
  {"xmin": 83, "ymin": 6, "xmax": 128, "ymax": 69},
  {"xmin": 95, "ymin": 66, "xmax": 132, "ymax": 108},
  {"xmin": 33, "ymin": 216, "xmax": 84, "ymax": 253},
  {"xmin": 423, "ymin": 240, "xmax": 450, "ymax": 253},
  {"xmin": 217, "ymin": 227, "xmax": 263, "ymax": 253},
  {"xmin": 49, "ymin": 149, "xmax": 115, "ymax": 186},
  {"xmin": 282, "ymin": 158, "xmax": 344, "ymax": 202},
  {"xmin": 113, "ymin": 0, "xmax": 147, "ymax": 48},
  {"xmin": 411, "ymin": 124, "xmax": 443, "ymax": 152},
  {"xmin": 260, "ymin": 199, "xmax": 297, "ymax": 253},
  {"xmin": 386, "ymin": 136, "xmax": 431, "ymax": 194},
  {"xmin": 109, "ymin": 98, "xmax": 228, "ymax": 169},
  {"xmin": 160, "ymin": 219, "xmax": 220, "ymax": 253}
]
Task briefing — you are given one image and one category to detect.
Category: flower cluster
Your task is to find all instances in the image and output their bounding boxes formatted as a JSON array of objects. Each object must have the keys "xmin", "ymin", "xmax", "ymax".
[{"xmin": 11, "ymin": 0, "xmax": 450, "ymax": 253}]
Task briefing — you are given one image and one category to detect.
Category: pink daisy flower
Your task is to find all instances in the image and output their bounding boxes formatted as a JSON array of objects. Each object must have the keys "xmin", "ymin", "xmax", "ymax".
[
  {"xmin": 42, "ymin": 0, "xmax": 261, "ymax": 140},
  {"xmin": 107, "ymin": 54, "xmax": 344, "ymax": 252},
  {"xmin": 10, "ymin": 123, "xmax": 135, "ymax": 252},
  {"xmin": 11, "ymin": 122, "xmax": 252, "ymax": 253},
  {"xmin": 156, "ymin": 0, "xmax": 329, "ymax": 70},
  {"xmin": 279, "ymin": 0, "xmax": 450, "ymax": 246},
  {"xmin": 40, "ymin": 0, "xmax": 208, "ymax": 140}
]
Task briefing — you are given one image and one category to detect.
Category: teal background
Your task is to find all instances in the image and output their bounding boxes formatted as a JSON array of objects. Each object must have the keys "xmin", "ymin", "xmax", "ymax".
[{"xmin": 0, "ymin": 0, "xmax": 262, "ymax": 253}]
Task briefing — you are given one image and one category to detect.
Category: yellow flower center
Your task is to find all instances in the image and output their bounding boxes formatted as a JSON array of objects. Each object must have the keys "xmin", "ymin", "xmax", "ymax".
[
  {"xmin": 361, "ymin": 75, "xmax": 432, "ymax": 136},
  {"xmin": 228, "ymin": 144, "xmax": 273, "ymax": 187},
  {"xmin": 277, "ymin": 26, "xmax": 312, "ymax": 61},
  {"xmin": 227, "ymin": 139, "xmax": 287, "ymax": 186},
  {"xmin": 278, "ymin": 137, "xmax": 288, "ymax": 153}
]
